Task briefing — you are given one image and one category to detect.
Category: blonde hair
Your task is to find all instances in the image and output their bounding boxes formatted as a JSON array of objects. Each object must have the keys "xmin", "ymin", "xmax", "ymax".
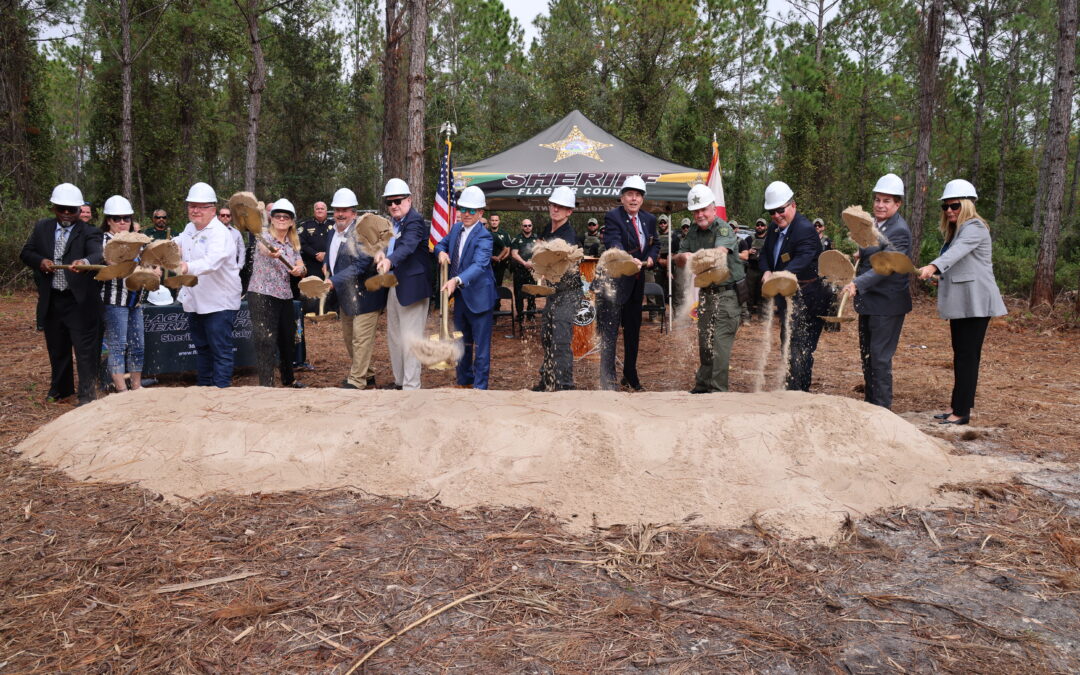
[{"xmin": 938, "ymin": 198, "xmax": 985, "ymax": 242}]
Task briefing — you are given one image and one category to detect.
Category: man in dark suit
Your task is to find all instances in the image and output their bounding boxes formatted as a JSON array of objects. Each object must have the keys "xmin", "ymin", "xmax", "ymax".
[
  {"xmin": 434, "ymin": 186, "xmax": 497, "ymax": 389},
  {"xmin": 20, "ymin": 183, "xmax": 105, "ymax": 405},
  {"xmin": 597, "ymin": 175, "xmax": 660, "ymax": 391},
  {"xmin": 376, "ymin": 178, "xmax": 434, "ymax": 390},
  {"xmin": 841, "ymin": 173, "xmax": 912, "ymax": 409},
  {"xmin": 758, "ymin": 181, "xmax": 832, "ymax": 392}
]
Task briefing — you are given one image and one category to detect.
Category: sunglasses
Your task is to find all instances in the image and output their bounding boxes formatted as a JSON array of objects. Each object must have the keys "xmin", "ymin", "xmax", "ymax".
[
  {"xmin": 941, "ymin": 202, "xmax": 962, "ymax": 212},
  {"xmin": 459, "ymin": 208, "xmax": 479, "ymax": 215},
  {"xmin": 56, "ymin": 206, "xmax": 79, "ymax": 214},
  {"xmin": 108, "ymin": 215, "xmax": 133, "ymax": 222},
  {"xmin": 767, "ymin": 203, "xmax": 790, "ymax": 216},
  {"xmin": 218, "ymin": 213, "xmax": 232, "ymax": 218},
  {"xmin": 385, "ymin": 197, "xmax": 407, "ymax": 207},
  {"xmin": 153, "ymin": 215, "xmax": 167, "ymax": 220}
]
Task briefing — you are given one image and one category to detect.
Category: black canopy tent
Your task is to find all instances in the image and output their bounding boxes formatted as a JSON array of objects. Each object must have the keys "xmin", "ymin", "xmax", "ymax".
[{"xmin": 453, "ymin": 110, "xmax": 706, "ymax": 213}]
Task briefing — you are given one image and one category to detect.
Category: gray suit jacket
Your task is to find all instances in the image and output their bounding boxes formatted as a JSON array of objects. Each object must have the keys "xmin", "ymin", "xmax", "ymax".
[
  {"xmin": 853, "ymin": 212, "xmax": 912, "ymax": 316},
  {"xmin": 930, "ymin": 218, "xmax": 1007, "ymax": 320}
]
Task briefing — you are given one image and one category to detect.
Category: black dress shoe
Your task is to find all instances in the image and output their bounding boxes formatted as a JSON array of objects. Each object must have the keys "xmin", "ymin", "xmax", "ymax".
[
  {"xmin": 366, "ymin": 376, "xmax": 376, "ymax": 387},
  {"xmin": 341, "ymin": 382, "xmax": 359, "ymax": 390},
  {"xmin": 939, "ymin": 416, "xmax": 969, "ymax": 425},
  {"xmin": 933, "ymin": 412, "xmax": 951, "ymax": 420},
  {"xmin": 288, "ymin": 381, "xmax": 307, "ymax": 389},
  {"xmin": 689, "ymin": 387, "xmax": 709, "ymax": 394},
  {"xmin": 530, "ymin": 383, "xmax": 546, "ymax": 392},
  {"xmin": 620, "ymin": 376, "xmax": 644, "ymax": 392}
]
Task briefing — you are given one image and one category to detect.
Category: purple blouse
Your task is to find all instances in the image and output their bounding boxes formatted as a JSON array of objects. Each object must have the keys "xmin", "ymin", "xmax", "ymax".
[{"xmin": 248, "ymin": 236, "xmax": 301, "ymax": 300}]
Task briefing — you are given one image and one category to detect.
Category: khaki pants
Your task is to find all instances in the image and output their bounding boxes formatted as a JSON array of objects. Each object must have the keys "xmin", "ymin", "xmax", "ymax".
[
  {"xmin": 386, "ymin": 287, "xmax": 429, "ymax": 390},
  {"xmin": 341, "ymin": 310, "xmax": 380, "ymax": 388}
]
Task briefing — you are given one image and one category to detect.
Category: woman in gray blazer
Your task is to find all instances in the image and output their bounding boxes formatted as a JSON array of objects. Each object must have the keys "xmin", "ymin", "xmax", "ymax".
[{"xmin": 917, "ymin": 179, "xmax": 1007, "ymax": 426}]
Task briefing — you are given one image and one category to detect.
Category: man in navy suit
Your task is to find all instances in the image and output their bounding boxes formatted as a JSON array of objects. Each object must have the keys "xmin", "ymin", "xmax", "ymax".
[
  {"xmin": 758, "ymin": 181, "xmax": 832, "ymax": 391},
  {"xmin": 325, "ymin": 188, "xmax": 388, "ymax": 390},
  {"xmin": 376, "ymin": 178, "xmax": 434, "ymax": 390},
  {"xmin": 597, "ymin": 175, "xmax": 660, "ymax": 391},
  {"xmin": 20, "ymin": 183, "xmax": 105, "ymax": 405},
  {"xmin": 434, "ymin": 186, "xmax": 497, "ymax": 389}
]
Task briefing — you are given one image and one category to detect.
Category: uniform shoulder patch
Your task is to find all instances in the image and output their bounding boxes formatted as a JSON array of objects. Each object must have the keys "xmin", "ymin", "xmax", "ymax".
[{"xmin": 719, "ymin": 227, "xmax": 729, "ymax": 236}]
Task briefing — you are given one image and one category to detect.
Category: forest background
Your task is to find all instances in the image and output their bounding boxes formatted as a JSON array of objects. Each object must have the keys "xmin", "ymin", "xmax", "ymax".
[{"xmin": 1, "ymin": 0, "xmax": 1077, "ymax": 307}]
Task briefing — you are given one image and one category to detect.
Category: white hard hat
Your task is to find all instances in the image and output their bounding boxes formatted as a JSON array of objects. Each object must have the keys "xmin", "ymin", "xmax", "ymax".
[
  {"xmin": 50, "ymin": 183, "xmax": 84, "ymax": 207},
  {"xmin": 548, "ymin": 186, "xmax": 576, "ymax": 209},
  {"xmin": 763, "ymin": 181, "xmax": 794, "ymax": 211},
  {"xmin": 102, "ymin": 195, "xmax": 134, "ymax": 216},
  {"xmin": 687, "ymin": 184, "xmax": 716, "ymax": 210},
  {"xmin": 940, "ymin": 179, "xmax": 978, "ymax": 201},
  {"xmin": 383, "ymin": 178, "xmax": 411, "ymax": 197},
  {"xmin": 872, "ymin": 173, "xmax": 904, "ymax": 198},
  {"xmin": 330, "ymin": 188, "xmax": 358, "ymax": 208},
  {"xmin": 271, "ymin": 198, "xmax": 296, "ymax": 217},
  {"xmin": 185, "ymin": 182, "xmax": 217, "ymax": 203},
  {"xmin": 620, "ymin": 175, "xmax": 647, "ymax": 194},
  {"xmin": 457, "ymin": 185, "xmax": 486, "ymax": 210},
  {"xmin": 146, "ymin": 287, "xmax": 174, "ymax": 306}
]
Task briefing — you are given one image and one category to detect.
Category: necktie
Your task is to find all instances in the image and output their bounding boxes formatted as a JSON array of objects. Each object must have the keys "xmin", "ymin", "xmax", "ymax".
[
  {"xmin": 773, "ymin": 230, "xmax": 786, "ymax": 267},
  {"xmin": 52, "ymin": 225, "xmax": 71, "ymax": 291},
  {"xmin": 632, "ymin": 215, "xmax": 644, "ymax": 251},
  {"xmin": 387, "ymin": 221, "xmax": 399, "ymax": 257}
]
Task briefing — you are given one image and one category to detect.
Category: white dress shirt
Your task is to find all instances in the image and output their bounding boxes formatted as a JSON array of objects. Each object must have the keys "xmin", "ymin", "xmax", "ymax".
[{"xmin": 176, "ymin": 217, "xmax": 242, "ymax": 314}]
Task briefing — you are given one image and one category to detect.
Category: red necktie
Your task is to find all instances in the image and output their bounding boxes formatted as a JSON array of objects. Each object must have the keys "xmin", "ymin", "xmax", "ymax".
[{"xmin": 632, "ymin": 215, "xmax": 643, "ymax": 250}]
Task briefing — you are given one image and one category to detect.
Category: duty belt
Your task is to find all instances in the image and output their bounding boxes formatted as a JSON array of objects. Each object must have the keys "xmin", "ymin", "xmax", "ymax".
[{"xmin": 702, "ymin": 281, "xmax": 738, "ymax": 292}]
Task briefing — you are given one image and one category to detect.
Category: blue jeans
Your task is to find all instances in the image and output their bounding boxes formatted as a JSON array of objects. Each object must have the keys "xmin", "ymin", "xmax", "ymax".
[
  {"xmin": 188, "ymin": 310, "xmax": 237, "ymax": 387},
  {"xmin": 103, "ymin": 304, "xmax": 145, "ymax": 375}
]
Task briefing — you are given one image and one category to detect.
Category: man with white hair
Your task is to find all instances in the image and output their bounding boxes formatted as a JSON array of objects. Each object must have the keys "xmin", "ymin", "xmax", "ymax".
[
  {"xmin": 375, "ymin": 178, "xmax": 433, "ymax": 390},
  {"xmin": 841, "ymin": 173, "xmax": 912, "ymax": 409},
  {"xmin": 175, "ymin": 182, "xmax": 242, "ymax": 387}
]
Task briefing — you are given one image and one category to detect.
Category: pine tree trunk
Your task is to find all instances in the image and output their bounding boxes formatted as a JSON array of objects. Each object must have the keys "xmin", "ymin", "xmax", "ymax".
[
  {"xmin": 993, "ymin": 36, "xmax": 1019, "ymax": 224},
  {"xmin": 382, "ymin": 0, "xmax": 408, "ymax": 183},
  {"xmin": 120, "ymin": 0, "xmax": 134, "ymax": 198},
  {"xmin": 1066, "ymin": 114, "xmax": 1080, "ymax": 228},
  {"xmin": 404, "ymin": 0, "xmax": 427, "ymax": 206},
  {"xmin": 0, "ymin": 0, "xmax": 35, "ymax": 206},
  {"xmin": 908, "ymin": 0, "xmax": 945, "ymax": 274},
  {"xmin": 243, "ymin": 0, "xmax": 265, "ymax": 193},
  {"xmin": 178, "ymin": 0, "xmax": 195, "ymax": 186},
  {"xmin": 1030, "ymin": 0, "xmax": 1078, "ymax": 308}
]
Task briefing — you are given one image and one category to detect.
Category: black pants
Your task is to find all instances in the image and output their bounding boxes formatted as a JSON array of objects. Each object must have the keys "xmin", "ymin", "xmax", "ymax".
[
  {"xmin": 597, "ymin": 276, "xmax": 644, "ymax": 389},
  {"xmin": 538, "ymin": 288, "xmax": 580, "ymax": 390},
  {"xmin": 512, "ymin": 269, "xmax": 536, "ymax": 317},
  {"xmin": 43, "ymin": 289, "xmax": 101, "ymax": 402},
  {"xmin": 778, "ymin": 284, "xmax": 831, "ymax": 392},
  {"xmin": 249, "ymin": 292, "xmax": 295, "ymax": 387},
  {"xmin": 949, "ymin": 316, "xmax": 990, "ymax": 417},
  {"xmin": 858, "ymin": 313, "xmax": 906, "ymax": 409}
]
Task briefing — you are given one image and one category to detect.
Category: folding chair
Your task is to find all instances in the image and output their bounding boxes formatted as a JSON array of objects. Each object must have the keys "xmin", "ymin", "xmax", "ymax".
[
  {"xmin": 493, "ymin": 285, "xmax": 517, "ymax": 337},
  {"xmin": 642, "ymin": 282, "xmax": 668, "ymax": 333}
]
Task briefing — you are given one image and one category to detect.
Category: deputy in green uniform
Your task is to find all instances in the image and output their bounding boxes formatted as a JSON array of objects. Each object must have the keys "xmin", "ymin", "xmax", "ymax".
[
  {"xmin": 510, "ymin": 219, "xmax": 539, "ymax": 318},
  {"xmin": 582, "ymin": 217, "xmax": 603, "ymax": 257},
  {"xmin": 675, "ymin": 185, "xmax": 744, "ymax": 393},
  {"xmin": 745, "ymin": 218, "xmax": 768, "ymax": 318},
  {"xmin": 487, "ymin": 213, "xmax": 513, "ymax": 286},
  {"xmin": 146, "ymin": 209, "xmax": 172, "ymax": 240}
]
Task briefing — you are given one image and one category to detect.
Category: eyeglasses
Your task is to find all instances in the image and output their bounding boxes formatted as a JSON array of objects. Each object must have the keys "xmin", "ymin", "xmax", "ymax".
[
  {"xmin": 385, "ymin": 197, "xmax": 407, "ymax": 207},
  {"xmin": 218, "ymin": 213, "xmax": 232, "ymax": 219},
  {"xmin": 941, "ymin": 202, "xmax": 962, "ymax": 212},
  {"xmin": 271, "ymin": 213, "xmax": 292, "ymax": 220},
  {"xmin": 767, "ymin": 203, "xmax": 790, "ymax": 216},
  {"xmin": 459, "ymin": 208, "xmax": 479, "ymax": 215},
  {"xmin": 522, "ymin": 223, "xmax": 533, "ymax": 228},
  {"xmin": 187, "ymin": 203, "xmax": 214, "ymax": 210},
  {"xmin": 108, "ymin": 215, "xmax": 133, "ymax": 222},
  {"xmin": 153, "ymin": 215, "xmax": 167, "ymax": 220},
  {"xmin": 56, "ymin": 206, "xmax": 79, "ymax": 214}
]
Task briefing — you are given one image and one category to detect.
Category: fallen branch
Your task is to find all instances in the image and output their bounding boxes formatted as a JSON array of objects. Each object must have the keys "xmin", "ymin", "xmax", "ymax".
[
  {"xmin": 153, "ymin": 571, "xmax": 261, "ymax": 594},
  {"xmin": 343, "ymin": 578, "xmax": 509, "ymax": 673}
]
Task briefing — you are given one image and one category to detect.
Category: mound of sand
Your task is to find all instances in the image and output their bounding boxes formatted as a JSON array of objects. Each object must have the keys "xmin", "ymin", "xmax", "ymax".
[{"xmin": 17, "ymin": 388, "xmax": 1018, "ymax": 539}]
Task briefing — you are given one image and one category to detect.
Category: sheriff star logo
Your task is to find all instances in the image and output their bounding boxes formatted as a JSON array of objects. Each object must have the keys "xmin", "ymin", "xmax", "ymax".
[{"xmin": 540, "ymin": 125, "xmax": 613, "ymax": 162}]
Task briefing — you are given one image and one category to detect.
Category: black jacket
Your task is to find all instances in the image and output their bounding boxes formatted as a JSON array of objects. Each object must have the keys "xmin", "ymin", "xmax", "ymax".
[{"xmin": 21, "ymin": 218, "xmax": 105, "ymax": 325}]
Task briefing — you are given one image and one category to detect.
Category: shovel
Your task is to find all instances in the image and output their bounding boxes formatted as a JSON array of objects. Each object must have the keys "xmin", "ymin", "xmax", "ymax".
[
  {"xmin": 95, "ymin": 260, "xmax": 138, "ymax": 281},
  {"xmin": 163, "ymin": 274, "xmax": 199, "ymax": 290},
  {"xmin": 869, "ymin": 250, "xmax": 916, "ymax": 276},
  {"xmin": 412, "ymin": 260, "xmax": 462, "ymax": 370},
  {"xmin": 761, "ymin": 271, "xmax": 798, "ymax": 298},
  {"xmin": 522, "ymin": 282, "xmax": 555, "ymax": 297},
  {"xmin": 227, "ymin": 191, "xmax": 294, "ymax": 272},
  {"xmin": 53, "ymin": 263, "xmax": 105, "ymax": 273},
  {"xmin": 298, "ymin": 275, "xmax": 337, "ymax": 323},
  {"xmin": 820, "ymin": 288, "xmax": 855, "ymax": 323}
]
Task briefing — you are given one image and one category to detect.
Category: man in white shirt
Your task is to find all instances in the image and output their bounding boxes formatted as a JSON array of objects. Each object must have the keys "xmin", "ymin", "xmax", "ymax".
[{"xmin": 176, "ymin": 182, "xmax": 242, "ymax": 387}]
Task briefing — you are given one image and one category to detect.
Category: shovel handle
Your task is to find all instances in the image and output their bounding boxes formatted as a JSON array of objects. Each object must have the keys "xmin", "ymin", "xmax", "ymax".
[
  {"xmin": 837, "ymin": 289, "xmax": 849, "ymax": 318},
  {"xmin": 439, "ymin": 260, "xmax": 450, "ymax": 340},
  {"xmin": 259, "ymin": 235, "xmax": 297, "ymax": 272}
]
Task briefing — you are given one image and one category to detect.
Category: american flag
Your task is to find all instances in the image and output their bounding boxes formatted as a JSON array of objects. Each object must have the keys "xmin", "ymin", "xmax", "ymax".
[
  {"xmin": 706, "ymin": 137, "xmax": 728, "ymax": 221},
  {"xmin": 430, "ymin": 136, "xmax": 455, "ymax": 248}
]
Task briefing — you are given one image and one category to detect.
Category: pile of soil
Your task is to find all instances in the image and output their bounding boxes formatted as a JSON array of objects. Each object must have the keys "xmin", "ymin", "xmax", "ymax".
[{"xmin": 18, "ymin": 388, "xmax": 1018, "ymax": 539}]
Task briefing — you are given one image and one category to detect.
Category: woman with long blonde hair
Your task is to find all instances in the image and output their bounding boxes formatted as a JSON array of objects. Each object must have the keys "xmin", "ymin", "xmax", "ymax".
[
  {"xmin": 247, "ymin": 198, "xmax": 307, "ymax": 387},
  {"xmin": 917, "ymin": 179, "xmax": 1006, "ymax": 425}
]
